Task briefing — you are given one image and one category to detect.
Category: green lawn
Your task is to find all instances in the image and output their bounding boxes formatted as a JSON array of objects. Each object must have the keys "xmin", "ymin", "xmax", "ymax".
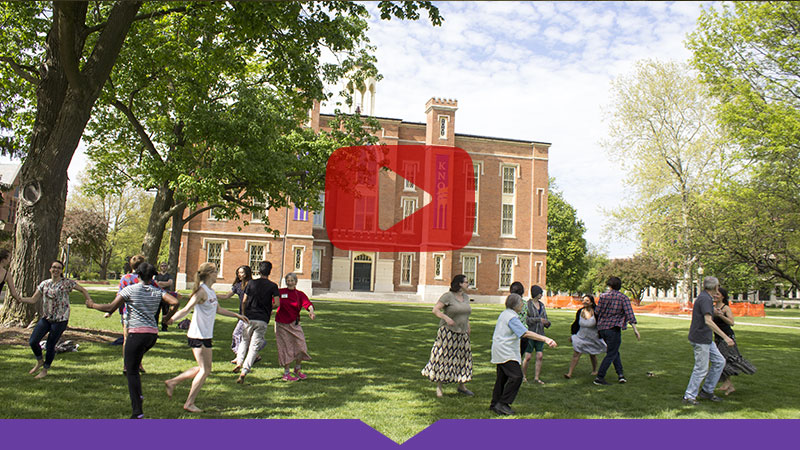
[{"xmin": 1, "ymin": 292, "xmax": 798, "ymax": 443}]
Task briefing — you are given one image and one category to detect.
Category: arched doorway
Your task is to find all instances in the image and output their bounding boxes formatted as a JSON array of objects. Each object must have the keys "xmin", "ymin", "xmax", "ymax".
[{"xmin": 351, "ymin": 252, "xmax": 374, "ymax": 291}]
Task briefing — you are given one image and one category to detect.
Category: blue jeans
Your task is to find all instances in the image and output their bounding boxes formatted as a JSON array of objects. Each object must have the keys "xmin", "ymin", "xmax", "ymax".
[
  {"xmin": 684, "ymin": 341, "xmax": 725, "ymax": 400},
  {"xmin": 29, "ymin": 318, "xmax": 68, "ymax": 369},
  {"xmin": 597, "ymin": 327, "xmax": 623, "ymax": 379}
]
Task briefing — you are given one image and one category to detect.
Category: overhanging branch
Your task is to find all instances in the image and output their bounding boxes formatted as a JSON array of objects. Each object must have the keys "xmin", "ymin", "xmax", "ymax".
[{"xmin": 0, "ymin": 56, "xmax": 39, "ymax": 84}]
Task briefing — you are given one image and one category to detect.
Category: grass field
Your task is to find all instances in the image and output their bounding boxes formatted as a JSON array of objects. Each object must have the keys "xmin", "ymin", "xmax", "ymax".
[{"xmin": 1, "ymin": 291, "xmax": 799, "ymax": 443}]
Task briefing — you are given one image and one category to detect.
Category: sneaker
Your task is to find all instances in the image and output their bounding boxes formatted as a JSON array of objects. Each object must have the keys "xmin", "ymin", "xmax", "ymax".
[
  {"xmin": 593, "ymin": 377, "xmax": 610, "ymax": 386},
  {"xmin": 457, "ymin": 387, "xmax": 474, "ymax": 396},
  {"xmin": 618, "ymin": 376, "xmax": 627, "ymax": 384},
  {"xmin": 493, "ymin": 403, "xmax": 515, "ymax": 415},
  {"xmin": 282, "ymin": 373, "xmax": 299, "ymax": 381},
  {"xmin": 697, "ymin": 390, "xmax": 722, "ymax": 402},
  {"xmin": 682, "ymin": 397, "xmax": 699, "ymax": 406},
  {"xmin": 293, "ymin": 370, "xmax": 307, "ymax": 380}
]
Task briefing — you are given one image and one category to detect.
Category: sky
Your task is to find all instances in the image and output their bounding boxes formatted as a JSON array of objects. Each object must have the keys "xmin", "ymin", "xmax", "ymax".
[
  {"xmin": 1, "ymin": 1, "xmax": 712, "ymax": 258},
  {"xmin": 324, "ymin": 0, "xmax": 713, "ymax": 257}
]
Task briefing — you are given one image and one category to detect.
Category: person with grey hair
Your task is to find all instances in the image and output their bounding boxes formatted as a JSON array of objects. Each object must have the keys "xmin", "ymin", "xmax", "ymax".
[
  {"xmin": 490, "ymin": 293, "xmax": 557, "ymax": 415},
  {"xmin": 275, "ymin": 272, "xmax": 315, "ymax": 381},
  {"xmin": 682, "ymin": 276, "xmax": 735, "ymax": 405}
]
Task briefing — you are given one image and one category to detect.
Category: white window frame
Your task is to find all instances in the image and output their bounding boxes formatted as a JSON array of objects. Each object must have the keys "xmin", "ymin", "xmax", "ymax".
[
  {"xmin": 401, "ymin": 197, "xmax": 418, "ymax": 233},
  {"xmin": 208, "ymin": 208, "xmax": 226, "ymax": 222},
  {"xmin": 501, "ymin": 165, "xmax": 517, "ymax": 195},
  {"xmin": 467, "ymin": 161, "xmax": 482, "ymax": 235},
  {"xmin": 245, "ymin": 241, "xmax": 269, "ymax": 273},
  {"xmin": 292, "ymin": 245, "xmax": 305, "ymax": 273},
  {"xmin": 202, "ymin": 238, "xmax": 228, "ymax": 278},
  {"xmin": 433, "ymin": 253, "xmax": 445, "ymax": 280},
  {"xmin": 461, "ymin": 254, "xmax": 480, "ymax": 289},
  {"xmin": 535, "ymin": 261, "xmax": 543, "ymax": 284},
  {"xmin": 311, "ymin": 248, "xmax": 324, "ymax": 281},
  {"xmin": 312, "ymin": 193, "xmax": 325, "ymax": 228},
  {"xmin": 438, "ymin": 115, "xmax": 449, "ymax": 139},
  {"xmin": 501, "ymin": 203, "xmax": 515, "ymax": 237},
  {"xmin": 400, "ymin": 252, "xmax": 414, "ymax": 285},
  {"xmin": 250, "ymin": 201, "xmax": 268, "ymax": 223},
  {"xmin": 497, "ymin": 255, "xmax": 518, "ymax": 289},
  {"xmin": 537, "ymin": 188, "xmax": 545, "ymax": 217},
  {"xmin": 403, "ymin": 162, "xmax": 418, "ymax": 192}
]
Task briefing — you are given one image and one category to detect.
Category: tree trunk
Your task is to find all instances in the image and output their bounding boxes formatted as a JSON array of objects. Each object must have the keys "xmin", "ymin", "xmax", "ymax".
[
  {"xmin": 167, "ymin": 204, "xmax": 186, "ymax": 283},
  {"xmin": 141, "ymin": 182, "xmax": 174, "ymax": 264},
  {"xmin": 0, "ymin": 2, "xmax": 142, "ymax": 326}
]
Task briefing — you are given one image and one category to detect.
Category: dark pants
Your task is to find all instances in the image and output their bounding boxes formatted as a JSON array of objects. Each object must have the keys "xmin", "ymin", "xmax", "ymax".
[
  {"xmin": 29, "ymin": 318, "xmax": 68, "ymax": 369},
  {"xmin": 597, "ymin": 327, "xmax": 623, "ymax": 379},
  {"xmin": 154, "ymin": 300, "xmax": 176, "ymax": 326},
  {"xmin": 491, "ymin": 360, "xmax": 523, "ymax": 408},
  {"xmin": 124, "ymin": 333, "xmax": 158, "ymax": 418}
]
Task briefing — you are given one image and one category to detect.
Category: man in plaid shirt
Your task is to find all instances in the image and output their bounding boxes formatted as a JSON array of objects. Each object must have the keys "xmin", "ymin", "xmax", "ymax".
[{"xmin": 593, "ymin": 276, "xmax": 640, "ymax": 385}]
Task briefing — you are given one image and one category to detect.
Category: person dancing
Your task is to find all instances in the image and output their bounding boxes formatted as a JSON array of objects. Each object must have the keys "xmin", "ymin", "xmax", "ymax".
[
  {"xmin": 18, "ymin": 260, "xmax": 93, "ymax": 379},
  {"xmin": 564, "ymin": 294, "xmax": 606, "ymax": 379},
  {"xmin": 233, "ymin": 261, "xmax": 280, "ymax": 383},
  {"xmin": 713, "ymin": 287, "xmax": 756, "ymax": 395},
  {"xmin": 86, "ymin": 263, "xmax": 178, "ymax": 418},
  {"xmin": 164, "ymin": 263, "xmax": 248, "ymax": 412},
  {"xmin": 275, "ymin": 272, "xmax": 315, "ymax": 381}
]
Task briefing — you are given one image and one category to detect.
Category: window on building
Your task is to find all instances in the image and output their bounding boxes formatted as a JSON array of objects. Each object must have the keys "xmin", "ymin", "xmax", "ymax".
[
  {"xmin": 466, "ymin": 201, "xmax": 478, "ymax": 234},
  {"xmin": 251, "ymin": 201, "xmax": 268, "ymax": 222},
  {"xmin": 433, "ymin": 254, "xmax": 444, "ymax": 280},
  {"xmin": 535, "ymin": 261, "xmax": 543, "ymax": 284},
  {"xmin": 311, "ymin": 249, "xmax": 322, "ymax": 281},
  {"xmin": 403, "ymin": 163, "xmax": 417, "ymax": 191},
  {"xmin": 462, "ymin": 256, "xmax": 477, "ymax": 288},
  {"xmin": 208, "ymin": 208, "xmax": 221, "ymax": 221},
  {"xmin": 248, "ymin": 244, "xmax": 264, "ymax": 274},
  {"xmin": 313, "ymin": 194, "xmax": 325, "ymax": 228},
  {"xmin": 501, "ymin": 203, "xmax": 514, "ymax": 236},
  {"xmin": 402, "ymin": 197, "xmax": 417, "ymax": 233},
  {"xmin": 294, "ymin": 207, "xmax": 308, "ymax": 221},
  {"xmin": 354, "ymin": 196, "xmax": 376, "ymax": 231},
  {"xmin": 207, "ymin": 242, "xmax": 222, "ymax": 270},
  {"xmin": 537, "ymin": 188, "xmax": 544, "ymax": 216},
  {"xmin": 439, "ymin": 116, "xmax": 448, "ymax": 139},
  {"xmin": 400, "ymin": 253, "xmax": 413, "ymax": 285},
  {"xmin": 502, "ymin": 166, "xmax": 516, "ymax": 194},
  {"xmin": 499, "ymin": 257, "xmax": 514, "ymax": 288},
  {"xmin": 293, "ymin": 246, "xmax": 304, "ymax": 272}
]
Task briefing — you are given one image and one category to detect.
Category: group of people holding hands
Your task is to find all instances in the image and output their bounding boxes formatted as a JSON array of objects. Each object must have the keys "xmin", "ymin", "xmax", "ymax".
[
  {"xmin": 3, "ymin": 248, "xmax": 753, "ymax": 419},
  {"xmin": 422, "ymin": 274, "xmax": 753, "ymax": 415},
  {"xmin": 12, "ymin": 253, "xmax": 315, "ymax": 419}
]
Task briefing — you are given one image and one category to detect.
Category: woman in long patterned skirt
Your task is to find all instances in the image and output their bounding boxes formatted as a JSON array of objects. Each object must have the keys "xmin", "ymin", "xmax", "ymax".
[
  {"xmin": 422, "ymin": 274, "xmax": 473, "ymax": 398},
  {"xmin": 275, "ymin": 272, "xmax": 315, "ymax": 381},
  {"xmin": 713, "ymin": 287, "xmax": 756, "ymax": 395}
]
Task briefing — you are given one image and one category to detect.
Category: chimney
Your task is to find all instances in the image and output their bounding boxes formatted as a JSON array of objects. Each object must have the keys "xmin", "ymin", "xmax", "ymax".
[{"xmin": 425, "ymin": 98, "xmax": 457, "ymax": 146}]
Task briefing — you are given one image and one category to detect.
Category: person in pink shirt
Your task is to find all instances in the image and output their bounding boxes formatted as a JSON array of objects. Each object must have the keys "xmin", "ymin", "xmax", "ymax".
[{"xmin": 275, "ymin": 273, "xmax": 315, "ymax": 380}]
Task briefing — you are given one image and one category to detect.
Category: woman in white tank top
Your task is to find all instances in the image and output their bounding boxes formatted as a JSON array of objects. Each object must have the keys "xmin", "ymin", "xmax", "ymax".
[{"xmin": 164, "ymin": 263, "xmax": 248, "ymax": 413}]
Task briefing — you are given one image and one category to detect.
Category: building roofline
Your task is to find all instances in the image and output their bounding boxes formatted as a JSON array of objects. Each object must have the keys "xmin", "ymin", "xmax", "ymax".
[{"xmin": 319, "ymin": 113, "xmax": 550, "ymax": 146}]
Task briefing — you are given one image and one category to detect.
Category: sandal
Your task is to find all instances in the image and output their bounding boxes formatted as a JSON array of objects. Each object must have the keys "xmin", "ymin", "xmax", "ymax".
[{"xmin": 534, "ymin": 379, "xmax": 545, "ymax": 384}]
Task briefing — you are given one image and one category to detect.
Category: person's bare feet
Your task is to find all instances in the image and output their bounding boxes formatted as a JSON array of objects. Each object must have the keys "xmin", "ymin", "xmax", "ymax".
[
  {"xmin": 184, "ymin": 404, "xmax": 202, "ymax": 413},
  {"xmin": 591, "ymin": 371, "xmax": 598, "ymax": 376},
  {"xmin": 236, "ymin": 373, "xmax": 246, "ymax": 384},
  {"xmin": 725, "ymin": 386, "xmax": 736, "ymax": 396},
  {"xmin": 29, "ymin": 361, "xmax": 43, "ymax": 375},
  {"xmin": 232, "ymin": 365, "xmax": 242, "ymax": 373},
  {"xmin": 435, "ymin": 385, "xmax": 443, "ymax": 398},
  {"xmin": 34, "ymin": 368, "xmax": 48, "ymax": 379},
  {"xmin": 164, "ymin": 380, "xmax": 175, "ymax": 398}
]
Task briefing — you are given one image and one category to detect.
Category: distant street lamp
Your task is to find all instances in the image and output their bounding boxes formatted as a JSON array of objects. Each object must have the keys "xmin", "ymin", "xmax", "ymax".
[{"xmin": 65, "ymin": 237, "xmax": 73, "ymax": 276}]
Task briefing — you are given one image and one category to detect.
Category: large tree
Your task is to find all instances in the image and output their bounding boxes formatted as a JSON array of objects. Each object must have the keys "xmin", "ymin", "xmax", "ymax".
[
  {"xmin": 598, "ymin": 254, "xmax": 677, "ymax": 305},
  {"xmin": 603, "ymin": 59, "xmax": 728, "ymax": 305},
  {"xmin": 546, "ymin": 183, "xmax": 588, "ymax": 294},
  {"xmin": 0, "ymin": 1, "xmax": 440, "ymax": 326},
  {"xmin": 83, "ymin": 1, "xmax": 442, "ymax": 276},
  {"xmin": 687, "ymin": 2, "xmax": 800, "ymax": 291}
]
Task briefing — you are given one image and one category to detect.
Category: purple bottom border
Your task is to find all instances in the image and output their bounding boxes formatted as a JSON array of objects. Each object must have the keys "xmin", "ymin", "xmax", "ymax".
[{"xmin": 0, "ymin": 418, "xmax": 793, "ymax": 449}]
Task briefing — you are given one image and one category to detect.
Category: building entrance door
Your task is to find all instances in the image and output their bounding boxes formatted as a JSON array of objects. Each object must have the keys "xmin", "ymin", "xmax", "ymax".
[{"xmin": 352, "ymin": 253, "xmax": 373, "ymax": 291}]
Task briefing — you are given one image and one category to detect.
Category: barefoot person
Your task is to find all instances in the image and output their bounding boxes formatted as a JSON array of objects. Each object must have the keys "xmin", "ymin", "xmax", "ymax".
[
  {"xmin": 564, "ymin": 294, "xmax": 606, "ymax": 379},
  {"xmin": 18, "ymin": 260, "xmax": 93, "ymax": 379},
  {"xmin": 275, "ymin": 272, "xmax": 315, "ymax": 381},
  {"xmin": 164, "ymin": 263, "xmax": 248, "ymax": 412},
  {"xmin": 86, "ymin": 263, "xmax": 178, "ymax": 419},
  {"xmin": 713, "ymin": 287, "xmax": 755, "ymax": 396},
  {"xmin": 422, "ymin": 274, "xmax": 474, "ymax": 398},
  {"xmin": 0, "ymin": 249, "xmax": 22, "ymax": 307},
  {"xmin": 233, "ymin": 261, "xmax": 280, "ymax": 383},
  {"xmin": 490, "ymin": 293, "xmax": 557, "ymax": 415}
]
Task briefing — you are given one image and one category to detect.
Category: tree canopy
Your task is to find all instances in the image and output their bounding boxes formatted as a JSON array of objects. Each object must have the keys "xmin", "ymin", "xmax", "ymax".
[
  {"xmin": 546, "ymin": 183, "xmax": 588, "ymax": 294},
  {"xmin": 598, "ymin": 254, "xmax": 677, "ymax": 305}
]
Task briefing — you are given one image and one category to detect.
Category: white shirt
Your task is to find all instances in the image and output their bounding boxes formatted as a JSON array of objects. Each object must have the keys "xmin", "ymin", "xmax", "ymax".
[
  {"xmin": 491, "ymin": 309, "xmax": 524, "ymax": 364},
  {"xmin": 187, "ymin": 283, "xmax": 218, "ymax": 339}
]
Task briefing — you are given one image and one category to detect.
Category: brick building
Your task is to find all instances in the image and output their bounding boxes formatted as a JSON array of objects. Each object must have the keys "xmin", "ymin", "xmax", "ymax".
[
  {"xmin": 0, "ymin": 163, "xmax": 21, "ymax": 235},
  {"xmin": 177, "ymin": 97, "xmax": 550, "ymax": 303}
]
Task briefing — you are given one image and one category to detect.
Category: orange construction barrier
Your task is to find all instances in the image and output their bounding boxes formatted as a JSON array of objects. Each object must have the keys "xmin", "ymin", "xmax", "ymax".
[{"xmin": 542, "ymin": 296, "xmax": 766, "ymax": 317}]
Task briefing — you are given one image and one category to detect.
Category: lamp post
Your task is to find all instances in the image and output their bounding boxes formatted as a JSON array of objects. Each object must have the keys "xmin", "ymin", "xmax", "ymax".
[
  {"xmin": 696, "ymin": 265, "xmax": 704, "ymax": 298},
  {"xmin": 65, "ymin": 237, "xmax": 73, "ymax": 277}
]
